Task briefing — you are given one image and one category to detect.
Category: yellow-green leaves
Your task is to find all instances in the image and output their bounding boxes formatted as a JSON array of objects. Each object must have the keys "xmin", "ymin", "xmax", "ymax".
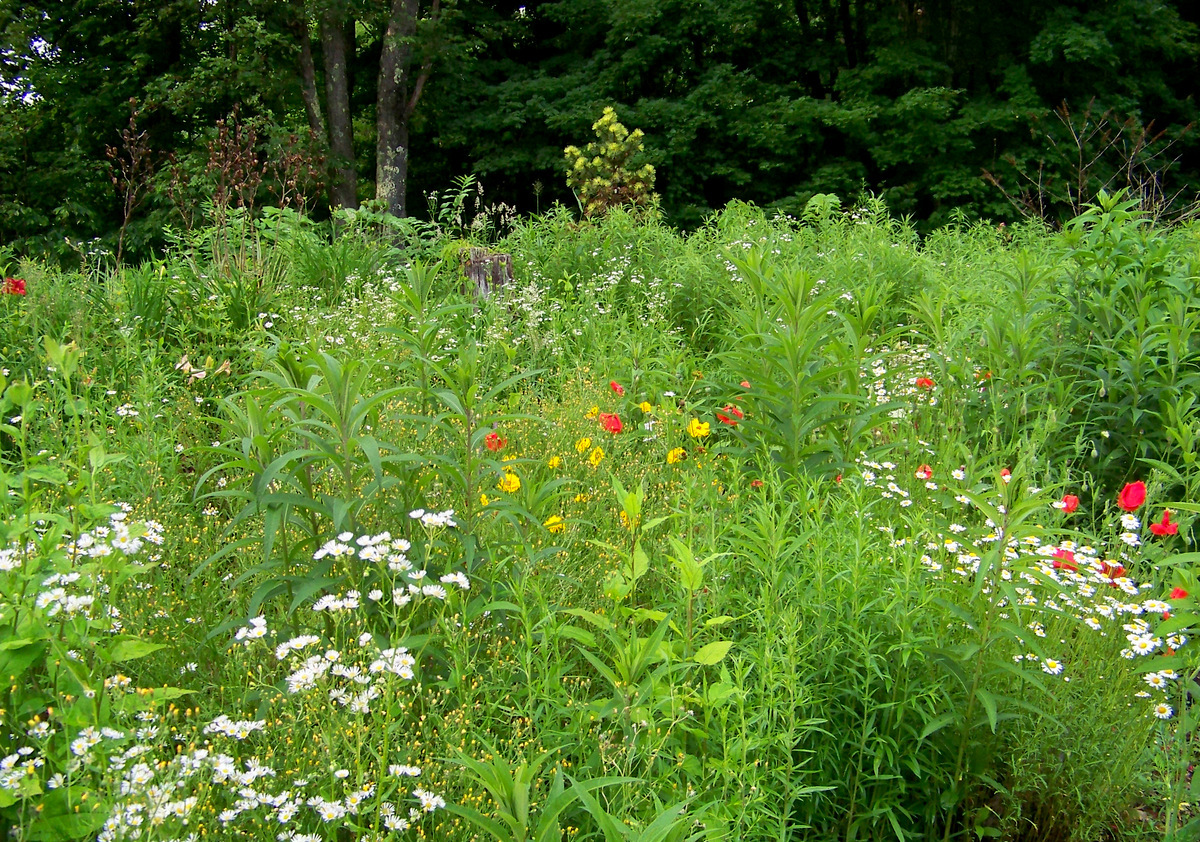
[{"xmin": 563, "ymin": 107, "xmax": 657, "ymax": 218}]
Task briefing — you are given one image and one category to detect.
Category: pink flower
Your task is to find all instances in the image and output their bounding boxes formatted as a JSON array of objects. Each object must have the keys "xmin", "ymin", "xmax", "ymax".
[
  {"xmin": 1150, "ymin": 509, "xmax": 1178, "ymax": 537},
  {"xmin": 1118, "ymin": 481, "xmax": 1146, "ymax": 512}
]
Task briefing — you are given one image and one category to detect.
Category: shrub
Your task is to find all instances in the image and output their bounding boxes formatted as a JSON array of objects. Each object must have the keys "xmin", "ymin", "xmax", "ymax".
[{"xmin": 564, "ymin": 107, "xmax": 657, "ymax": 218}]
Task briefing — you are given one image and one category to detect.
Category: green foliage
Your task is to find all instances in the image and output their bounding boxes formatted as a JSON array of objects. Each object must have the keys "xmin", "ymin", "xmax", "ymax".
[
  {"xmin": 0, "ymin": 348, "xmax": 188, "ymax": 841},
  {"xmin": 2, "ymin": 197, "xmax": 1199, "ymax": 841},
  {"xmin": 564, "ymin": 107, "xmax": 657, "ymax": 218},
  {"xmin": 1059, "ymin": 190, "xmax": 1200, "ymax": 502}
]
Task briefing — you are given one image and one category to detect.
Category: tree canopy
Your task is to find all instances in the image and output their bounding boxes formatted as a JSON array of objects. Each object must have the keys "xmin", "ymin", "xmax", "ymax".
[{"xmin": 2, "ymin": 0, "xmax": 1198, "ymax": 256}]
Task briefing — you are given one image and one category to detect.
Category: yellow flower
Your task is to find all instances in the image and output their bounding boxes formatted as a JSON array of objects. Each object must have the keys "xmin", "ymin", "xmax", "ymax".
[
  {"xmin": 585, "ymin": 405, "xmax": 599, "ymax": 420},
  {"xmin": 573, "ymin": 492, "xmax": 591, "ymax": 504},
  {"xmin": 480, "ymin": 493, "xmax": 490, "ymax": 506},
  {"xmin": 687, "ymin": 418, "xmax": 710, "ymax": 438},
  {"xmin": 575, "ymin": 437, "xmax": 592, "ymax": 453},
  {"xmin": 548, "ymin": 455, "xmax": 562, "ymax": 469},
  {"xmin": 588, "ymin": 446, "xmax": 605, "ymax": 467},
  {"xmin": 544, "ymin": 515, "xmax": 565, "ymax": 534},
  {"xmin": 638, "ymin": 401, "xmax": 653, "ymax": 413},
  {"xmin": 497, "ymin": 472, "xmax": 521, "ymax": 494},
  {"xmin": 667, "ymin": 447, "xmax": 686, "ymax": 465}
]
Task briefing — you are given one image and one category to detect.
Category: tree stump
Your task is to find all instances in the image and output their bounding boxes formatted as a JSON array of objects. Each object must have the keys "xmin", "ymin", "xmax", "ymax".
[{"xmin": 460, "ymin": 247, "xmax": 513, "ymax": 299}]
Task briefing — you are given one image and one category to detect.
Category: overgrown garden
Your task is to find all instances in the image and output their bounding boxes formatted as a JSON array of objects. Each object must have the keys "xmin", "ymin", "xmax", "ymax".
[{"xmin": 2, "ymin": 186, "xmax": 1200, "ymax": 841}]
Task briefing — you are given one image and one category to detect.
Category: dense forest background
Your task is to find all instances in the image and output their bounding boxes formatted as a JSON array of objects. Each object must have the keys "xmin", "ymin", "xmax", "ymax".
[{"xmin": 2, "ymin": 0, "xmax": 1199, "ymax": 260}]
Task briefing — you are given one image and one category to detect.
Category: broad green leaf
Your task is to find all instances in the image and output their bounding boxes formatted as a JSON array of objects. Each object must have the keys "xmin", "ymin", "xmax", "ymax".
[
  {"xmin": 108, "ymin": 636, "xmax": 167, "ymax": 662},
  {"xmin": 693, "ymin": 640, "xmax": 733, "ymax": 665},
  {"xmin": 631, "ymin": 542, "xmax": 649, "ymax": 580}
]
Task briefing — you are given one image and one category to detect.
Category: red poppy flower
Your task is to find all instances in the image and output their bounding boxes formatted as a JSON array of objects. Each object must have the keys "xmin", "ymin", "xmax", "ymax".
[
  {"xmin": 750, "ymin": 479, "xmax": 764, "ymax": 488},
  {"xmin": 1099, "ymin": 560, "xmax": 1125, "ymax": 582},
  {"xmin": 1052, "ymin": 548, "xmax": 1077, "ymax": 572},
  {"xmin": 740, "ymin": 380, "xmax": 751, "ymax": 389},
  {"xmin": 915, "ymin": 464, "xmax": 932, "ymax": 480},
  {"xmin": 1117, "ymin": 481, "xmax": 1146, "ymax": 512},
  {"xmin": 609, "ymin": 381, "xmax": 625, "ymax": 397},
  {"xmin": 599, "ymin": 412, "xmax": 623, "ymax": 434},
  {"xmin": 485, "ymin": 432, "xmax": 506, "ymax": 452},
  {"xmin": 3, "ymin": 277, "xmax": 26, "ymax": 295},
  {"xmin": 915, "ymin": 377, "xmax": 934, "ymax": 390},
  {"xmin": 1000, "ymin": 467, "xmax": 1011, "ymax": 483},
  {"xmin": 1060, "ymin": 494, "xmax": 1079, "ymax": 514},
  {"xmin": 1150, "ymin": 509, "xmax": 1178, "ymax": 536},
  {"xmin": 1169, "ymin": 586, "xmax": 1188, "ymax": 600},
  {"xmin": 715, "ymin": 404, "xmax": 744, "ymax": 426}
]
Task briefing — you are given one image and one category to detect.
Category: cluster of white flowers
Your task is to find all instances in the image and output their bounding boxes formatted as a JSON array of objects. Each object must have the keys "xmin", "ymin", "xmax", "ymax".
[
  {"xmin": 860, "ymin": 459, "xmax": 1194, "ymax": 723},
  {"xmin": 203, "ymin": 716, "xmax": 268, "ymax": 740},
  {"xmin": 96, "ymin": 737, "xmax": 441, "ymax": 841},
  {"xmin": 234, "ymin": 615, "xmax": 268, "ymax": 642},
  {"xmin": 408, "ymin": 508, "xmax": 457, "ymax": 528}
]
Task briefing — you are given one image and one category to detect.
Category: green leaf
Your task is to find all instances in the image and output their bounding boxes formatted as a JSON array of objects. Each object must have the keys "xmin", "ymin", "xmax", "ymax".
[
  {"xmin": 555, "ymin": 625, "xmax": 597, "ymax": 648},
  {"xmin": 24, "ymin": 466, "xmax": 69, "ymax": 485},
  {"xmin": 920, "ymin": 713, "xmax": 958, "ymax": 740},
  {"xmin": 111, "ymin": 686, "xmax": 194, "ymax": 714},
  {"xmin": 704, "ymin": 681, "xmax": 738, "ymax": 706},
  {"xmin": 107, "ymin": 636, "xmax": 167, "ymax": 662},
  {"xmin": 693, "ymin": 640, "xmax": 733, "ymax": 665},
  {"xmin": 974, "ymin": 688, "xmax": 999, "ymax": 733},
  {"xmin": 561, "ymin": 608, "xmax": 614, "ymax": 631},
  {"xmin": 24, "ymin": 806, "xmax": 107, "ymax": 840},
  {"xmin": 0, "ymin": 638, "xmax": 46, "ymax": 683},
  {"xmin": 631, "ymin": 542, "xmax": 649, "ymax": 580}
]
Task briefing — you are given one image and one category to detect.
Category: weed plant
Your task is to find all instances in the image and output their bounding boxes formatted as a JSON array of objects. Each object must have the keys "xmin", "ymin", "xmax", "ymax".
[{"xmin": 1, "ymin": 194, "xmax": 1198, "ymax": 841}]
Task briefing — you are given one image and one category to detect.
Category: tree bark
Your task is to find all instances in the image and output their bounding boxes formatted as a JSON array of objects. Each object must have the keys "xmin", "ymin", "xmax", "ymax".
[
  {"xmin": 291, "ymin": 1, "xmax": 326, "ymax": 145},
  {"xmin": 321, "ymin": 1, "xmax": 357, "ymax": 208},
  {"xmin": 375, "ymin": 0, "xmax": 438, "ymax": 218}
]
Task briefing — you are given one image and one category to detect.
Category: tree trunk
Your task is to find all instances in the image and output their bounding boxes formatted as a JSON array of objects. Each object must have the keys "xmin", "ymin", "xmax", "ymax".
[
  {"xmin": 291, "ymin": 1, "xmax": 326, "ymax": 144},
  {"xmin": 321, "ymin": 2, "xmax": 357, "ymax": 208},
  {"xmin": 375, "ymin": 0, "xmax": 438, "ymax": 218}
]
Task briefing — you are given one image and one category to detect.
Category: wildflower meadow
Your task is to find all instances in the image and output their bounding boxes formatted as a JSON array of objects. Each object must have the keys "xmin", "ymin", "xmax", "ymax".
[{"xmin": 2, "ymin": 190, "xmax": 1200, "ymax": 842}]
